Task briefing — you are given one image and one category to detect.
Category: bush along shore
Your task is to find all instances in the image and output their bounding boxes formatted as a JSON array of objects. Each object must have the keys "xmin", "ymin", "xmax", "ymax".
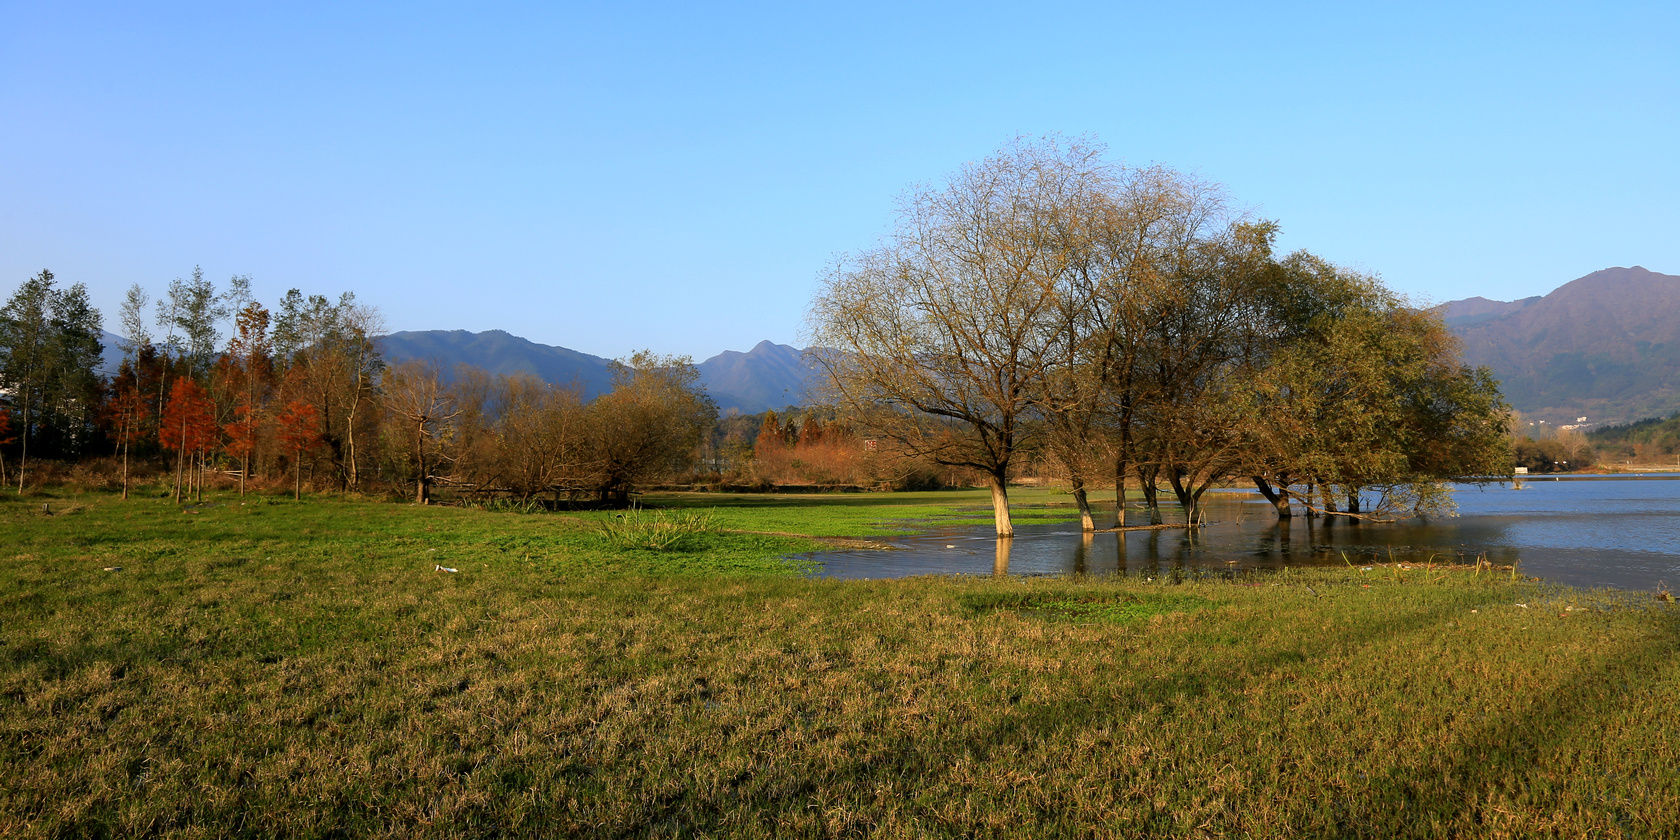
[{"xmin": 3, "ymin": 489, "xmax": 1678, "ymax": 838}]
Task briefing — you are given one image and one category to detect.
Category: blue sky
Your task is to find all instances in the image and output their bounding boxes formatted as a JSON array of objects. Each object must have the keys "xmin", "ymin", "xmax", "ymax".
[{"xmin": 3, "ymin": 1, "xmax": 1675, "ymax": 359}]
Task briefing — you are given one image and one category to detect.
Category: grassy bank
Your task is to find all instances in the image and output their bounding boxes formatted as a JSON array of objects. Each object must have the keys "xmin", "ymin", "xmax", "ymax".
[{"xmin": 3, "ymin": 489, "xmax": 1678, "ymax": 838}]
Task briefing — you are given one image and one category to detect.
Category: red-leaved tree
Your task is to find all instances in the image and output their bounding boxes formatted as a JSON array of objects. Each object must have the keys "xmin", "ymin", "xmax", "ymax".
[
  {"xmin": 276, "ymin": 400, "xmax": 323, "ymax": 500},
  {"xmin": 160, "ymin": 378, "xmax": 218, "ymax": 504},
  {"xmin": 0, "ymin": 408, "xmax": 14, "ymax": 487},
  {"xmin": 224, "ymin": 398, "xmax": 262, "ymax": 497},
  {"xmin": 104, "ymin": 384, "xmax": 149, "ymax": 500}
]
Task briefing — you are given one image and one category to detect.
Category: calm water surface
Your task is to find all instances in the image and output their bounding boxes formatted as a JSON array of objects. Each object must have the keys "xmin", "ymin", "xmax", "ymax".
[{"xmin": 804, "ymin": 477, "xmax": 1680, "ymax": 591}]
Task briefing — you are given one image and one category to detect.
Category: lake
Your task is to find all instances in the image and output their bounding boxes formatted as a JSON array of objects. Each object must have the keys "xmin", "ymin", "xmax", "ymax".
[{"xmin": 803, "ymin": 477, "xmax": 1680, "ymax": 591}]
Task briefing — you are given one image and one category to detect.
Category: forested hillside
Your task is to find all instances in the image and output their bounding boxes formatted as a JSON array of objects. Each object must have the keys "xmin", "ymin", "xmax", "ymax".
[
  {"xmin": 1440, "ymin": 266, "xmax": 1680, "ymax": 424},
  {"xmin": 376, "ymin": 331, "xmax": 816, "ymax": 414}
]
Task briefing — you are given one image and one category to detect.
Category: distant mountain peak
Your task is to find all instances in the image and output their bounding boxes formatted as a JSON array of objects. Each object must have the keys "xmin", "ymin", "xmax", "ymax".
[
  {"xmin": 1440, "ymin": 266, "xmax": 1680, "ymax": 424},
  {"xmin": 376, "ymin": 330, "xmax": 816, "ymax": 414}
]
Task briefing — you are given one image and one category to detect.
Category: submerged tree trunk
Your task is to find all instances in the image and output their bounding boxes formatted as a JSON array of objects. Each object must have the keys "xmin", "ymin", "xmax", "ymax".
[
  {"xmin": 1137, "ymin": 465, "xmax": 1163, "ymax": 525},
  {"xmin": 1253, "ymin": 476, "xmax": 1291, "ymax": 518},
  {"xmin": 1070, "ymin": 477, "xmax": 1095, "ymax": 532},
  {"xmin": 1168, "ymin": 470, "xmax": 1204, "ymax": 526},
  {"xmin": 1113, "ymin": 454, "xmax": 1128, "ymax": 529},
  {"xmin": 989, "ymin": 473, "xmax": 1014, "ymax": 537},
  {"xmin": 1346, "ymin": 490, "xmax": 1361, "ymax": 515}
]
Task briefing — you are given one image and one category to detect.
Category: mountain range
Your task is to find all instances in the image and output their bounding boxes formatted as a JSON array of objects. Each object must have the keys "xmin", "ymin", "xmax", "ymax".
[
  {"xmin": 376, "ymin": 330, "xmax": 818, "ymax": 415},
  {"xmin": 93, "ymin": 265, "xmax": 1677, "ymax": 426},
  {"xmin": 95, "ymin": 328, "xmax": 820, "ymax": 415},
  {"xmin": 378, "ymin": 265, "xmax": 1680, "ymax": 426},
  {"xmin": 1438, "ymin": 266, "xmax": 1680, "ymax": 426}
]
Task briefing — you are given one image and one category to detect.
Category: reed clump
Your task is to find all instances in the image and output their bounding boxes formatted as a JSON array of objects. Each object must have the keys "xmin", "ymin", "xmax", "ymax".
[{"xmin": 598, "ymin": 505, "xmax": 721, "ymax": 550}]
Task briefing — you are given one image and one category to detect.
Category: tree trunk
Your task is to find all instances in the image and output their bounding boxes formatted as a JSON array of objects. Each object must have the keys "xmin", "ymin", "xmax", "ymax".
[
  {"xmin": 346, "ymin": 402, "xmax": 359, "ymax": 490},
  {"xmin": 1113, "ymin": 453, "xmax": 1128, "ymax": 529},
  {"xmin": 239, "ymin": 452, "xmax": 247, "ymax": 497},
  {"xmin": 1253, "ymin": 476, "xmax": 1291, "ymax": 518},
  {"xmin": 1346, "ymin": 490, "xmax": 1361, "ymax": 515},
  {"xmin": 993, "ymin": 536, "xmax": 1012, "ymax": 576},
  {"xmin": 1168, "ymin": 470, "xmax": 1199, "ymax": 525},
  {"xmin": 173, "ymin": 416, "xmax": 186, "ymax": 504},
  {"xmin": 988, "ymin": 473, "xmax": 1014, "ymax": 537},
  {"xmin": 121, "ymin": 442, "xmax": 129, "ymax": 500},
  {"xmin": 1070, "ymin": 477, "xmax": 1095, "ymax": 532},
  {"xmin": 294, "ymin": 451, "xmax": 302, "ymax": 500},
  {"xmin": 17, "ymin": 400, "xmax": 29, "ymax": 494},
  {"xmin": 1137, "ymin": 465, "xmax": 1162, "ymax": 525},
  {"xmin": 415, "ymin": 423, "xmax": 427, "ymax": 505}
]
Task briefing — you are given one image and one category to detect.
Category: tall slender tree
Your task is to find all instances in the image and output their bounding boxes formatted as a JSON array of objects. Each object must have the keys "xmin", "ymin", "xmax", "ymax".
[
  {"xmin": 276, "ymin": 399, "xmax": 324, "ymax": 500},
  {"xmin": 0, "ymin": 407, "xmax": 13, "ymax": 486},
  {"xmin": 272, "ymin": 290, "xmax": 382, "ymax": 489},
  {"xmin": 104, "ymin": 384, "xmax": 148, "ymax": 499},
  {"xmin": 0, "ymin": 270, "xmax": 105, "ymax": 490},
  {"xmin": 159, "ymin": 378, "xmax": 217, "ymax": 504}
]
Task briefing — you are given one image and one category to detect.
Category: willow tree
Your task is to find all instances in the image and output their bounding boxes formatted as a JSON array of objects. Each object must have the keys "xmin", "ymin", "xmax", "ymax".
[
  {"xmin": 809, "ymin": 137, "xmax": 1109, "ymax": 537},
  {"xmin": 1238, "ymin": 256, "xmax": 1511, "ymax": 520},
  {"xmin": 1114, "ymin": 218, "xmax": 1282, "ymax": 527},
  {"xmin": 1053, "ymin": 165, "xmax": 1238, "ymax": 528}
]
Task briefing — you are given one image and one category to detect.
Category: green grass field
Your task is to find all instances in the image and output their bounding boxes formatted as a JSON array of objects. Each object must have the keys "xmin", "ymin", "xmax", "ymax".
[{"xmin": 3, "ymin": 487, "xmax": 1678, "ymax": 838}]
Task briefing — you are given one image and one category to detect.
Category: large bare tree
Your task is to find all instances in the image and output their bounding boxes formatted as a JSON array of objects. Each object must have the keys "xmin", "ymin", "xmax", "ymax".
[
  {"xmin": 381, "ymin": 360, "xmax": 458, "ymax": 504},
  {"xmin": 809, "ymin": 137, "xmax": 1110, "ymax": 536}
]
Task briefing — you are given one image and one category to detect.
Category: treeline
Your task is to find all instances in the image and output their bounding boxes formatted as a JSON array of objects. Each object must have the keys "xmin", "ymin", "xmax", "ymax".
[
  {"xmin": 810, "ymin": 137, "xmax": 1514, "ymax": 534},
  {"xmin": 1588, "ymin": 416, "xmax": 1680, "ymax": 466},
  {"xmin": 717, "ymin": 408, "xmax": 956, "ymax": 490},
  {"xmin": 0, "ymin": 270, "xmax": 742, "ymax": 505}
]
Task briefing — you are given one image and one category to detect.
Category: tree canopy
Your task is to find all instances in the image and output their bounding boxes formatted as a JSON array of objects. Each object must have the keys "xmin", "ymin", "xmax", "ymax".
[{"xmin": 810, "ymin": 137, "xmax": 1510, "ymax": 534}]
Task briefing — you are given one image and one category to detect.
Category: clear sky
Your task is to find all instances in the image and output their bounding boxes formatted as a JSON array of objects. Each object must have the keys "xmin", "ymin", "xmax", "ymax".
[{"xmin": 3, "ymin": 1, "xmax": 1675, "ymax": 360}]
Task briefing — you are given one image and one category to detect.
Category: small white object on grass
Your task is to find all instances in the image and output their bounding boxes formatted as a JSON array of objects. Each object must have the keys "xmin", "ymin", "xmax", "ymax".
[
  {"xmin": 103, "ymin": 567, "xmax": 121, "ymax": 572},
  {"xmin": 435, "ymin": 564, "xmax": 459, "ymax": 573}
]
